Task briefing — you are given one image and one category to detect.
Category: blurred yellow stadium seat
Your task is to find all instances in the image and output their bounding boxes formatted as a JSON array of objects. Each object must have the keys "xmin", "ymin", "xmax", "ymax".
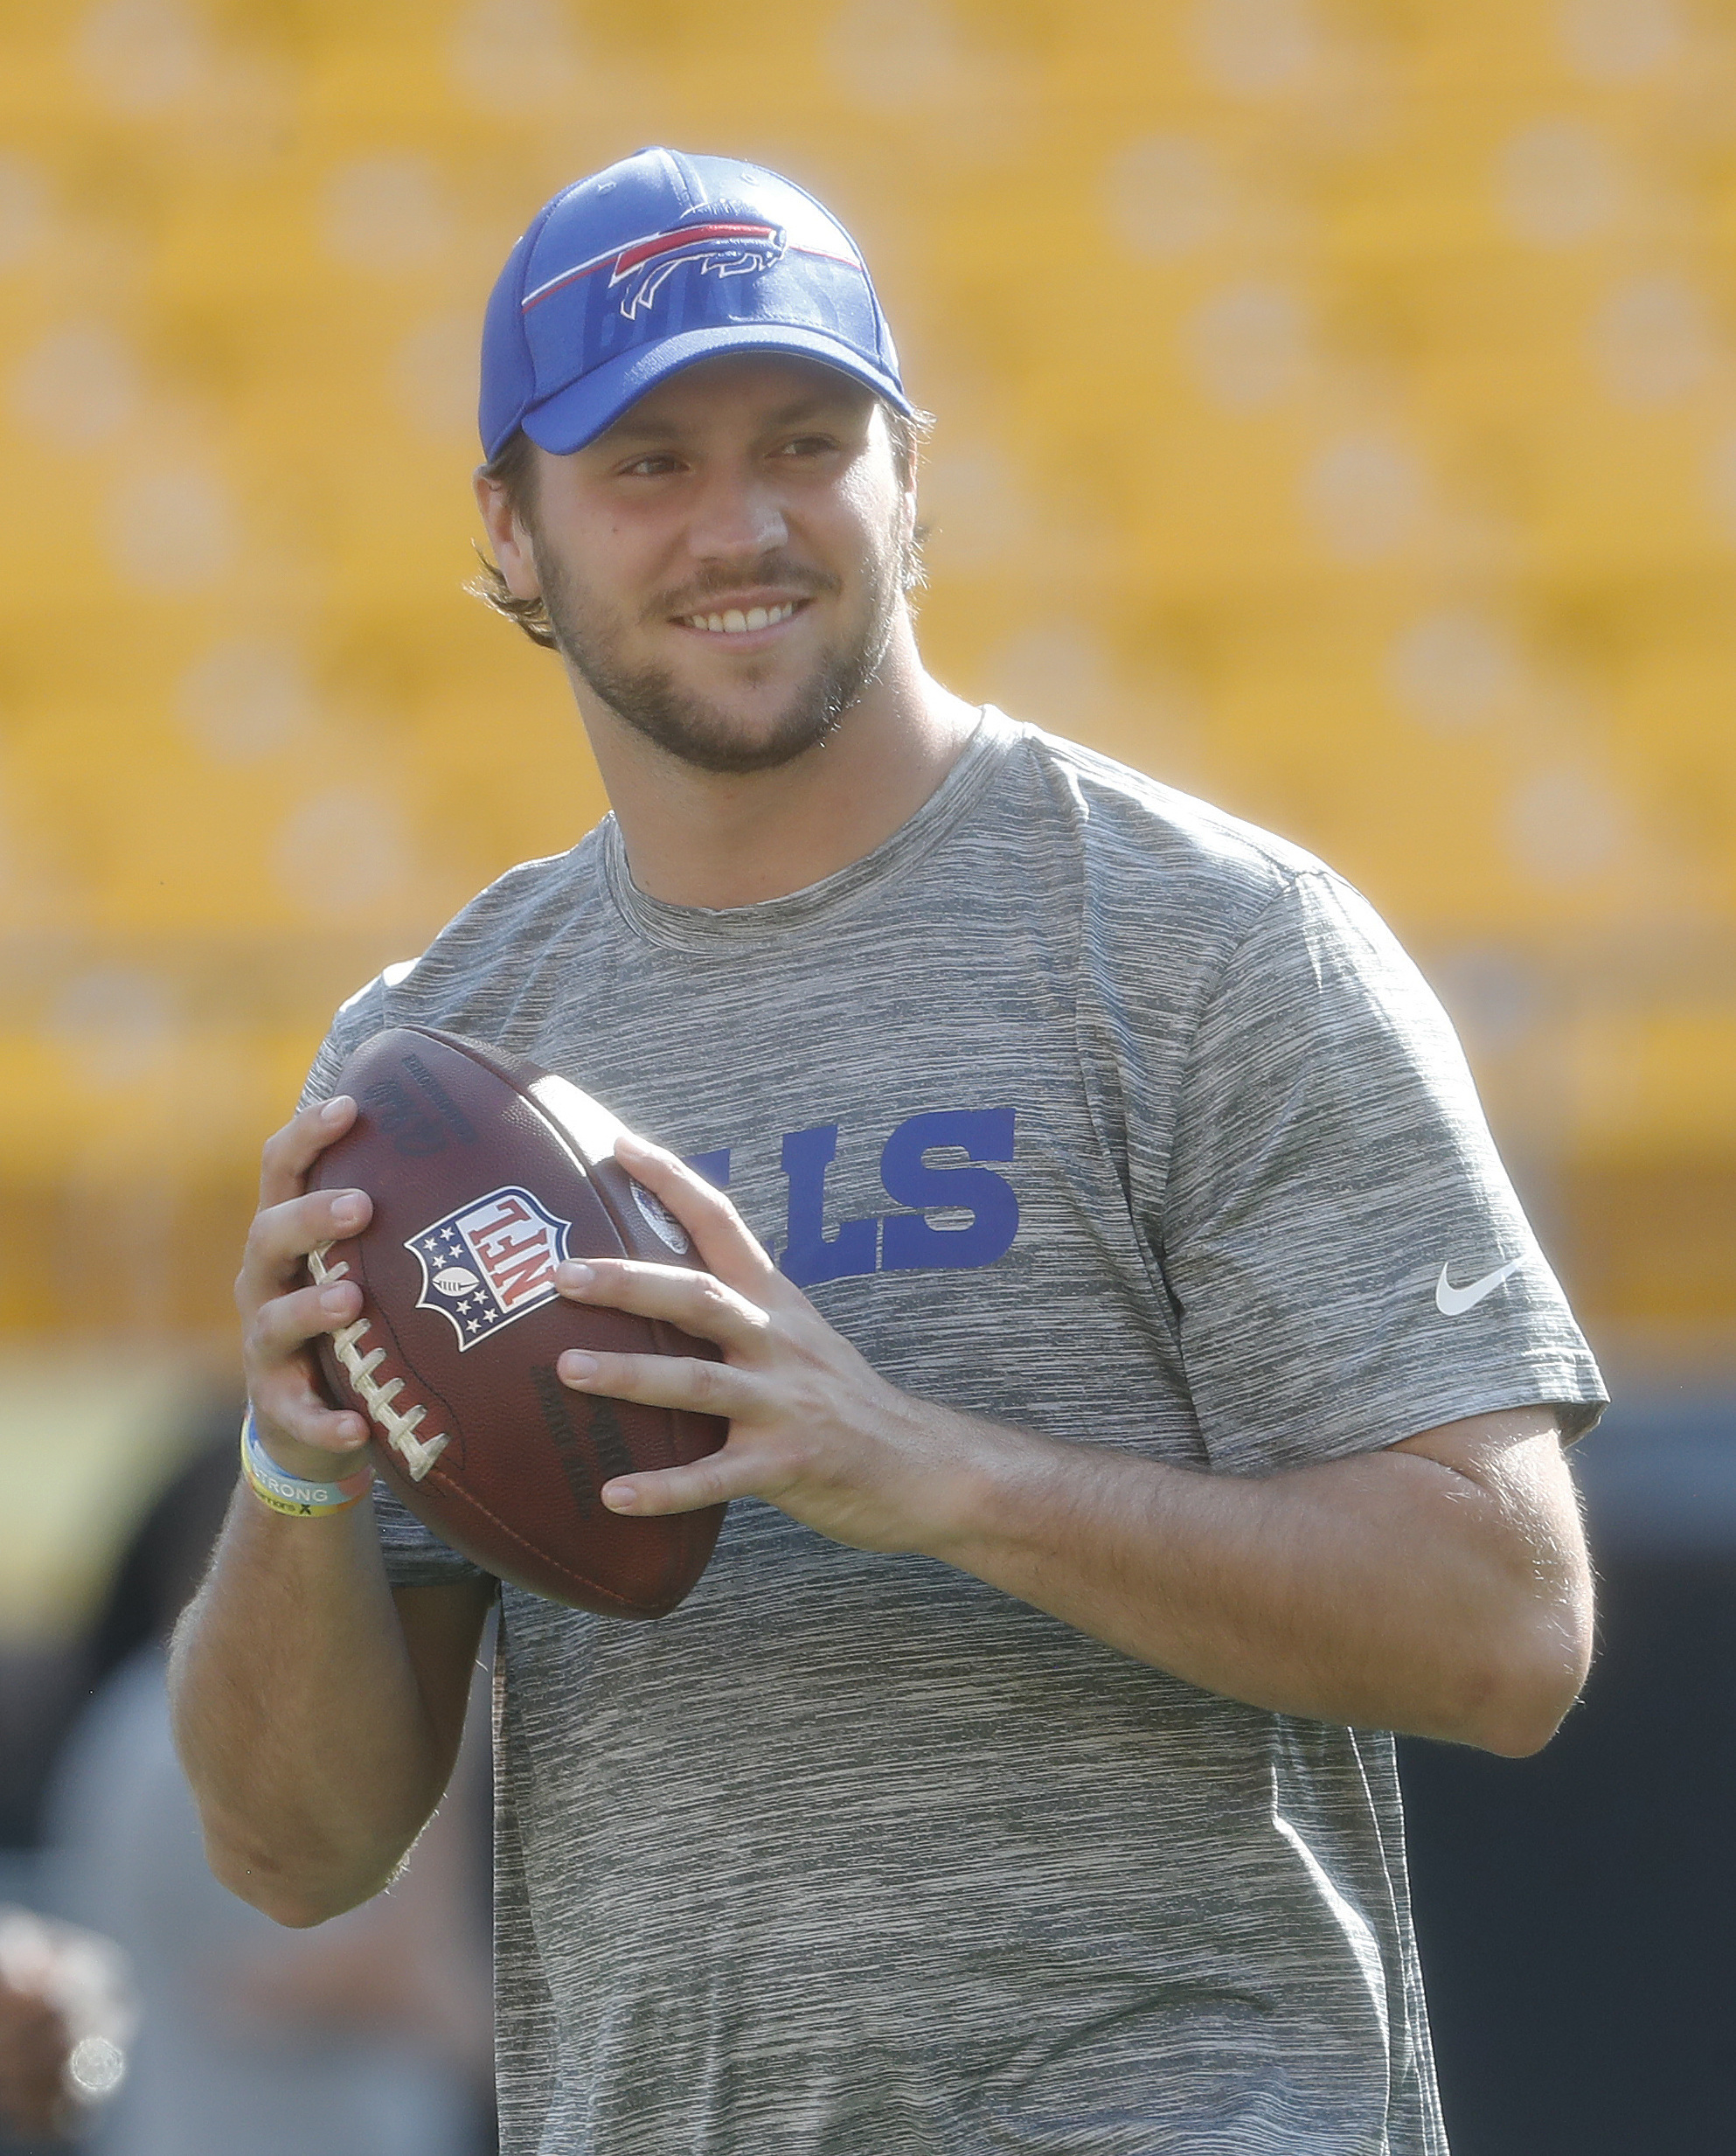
[{"xmin": 0, "ymin": 0, "xmax": 1730, "ymax": 1381}]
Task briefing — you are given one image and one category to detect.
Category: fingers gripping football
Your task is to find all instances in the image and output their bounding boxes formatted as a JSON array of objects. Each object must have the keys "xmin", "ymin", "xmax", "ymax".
[
  {"xmin": 615, "ymin": 1130, "xmax": 780, "ymax": 1298},
  {"xmin": 554, "ymin": 1135, "xmax": 976, "ymax": 1553},
  {"xmin": 237, "ymin": 1095, "xmax": 377, "ymax": 1474}
]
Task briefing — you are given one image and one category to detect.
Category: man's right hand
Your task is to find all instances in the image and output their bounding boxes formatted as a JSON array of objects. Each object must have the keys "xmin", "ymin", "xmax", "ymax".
[{"xmin": 235, "ymin": 1094, "xmax": 376, "ymax": 1485}]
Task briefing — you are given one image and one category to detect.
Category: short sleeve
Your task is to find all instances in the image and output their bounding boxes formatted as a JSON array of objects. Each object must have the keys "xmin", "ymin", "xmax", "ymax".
[
  {"xmin": 295, "ymin": 972, "xmax": 391, "ymax": 1111},
  {"xmin": 372, "ymin": 1480, "xmax": 491, "ymax": 1589},
  {"xmin": 1157, "ymin": 871, "xmax": 1606, "ymax": 1474}
]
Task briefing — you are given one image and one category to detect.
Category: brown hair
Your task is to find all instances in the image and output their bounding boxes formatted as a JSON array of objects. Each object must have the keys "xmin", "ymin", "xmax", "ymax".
[
  {"xmin": 469, "ymin": 428, "xmax": 559, "ymax": 648},
  {"xmin": 468, "ymin": 402, "xmax": 932, "ymax": 651}
]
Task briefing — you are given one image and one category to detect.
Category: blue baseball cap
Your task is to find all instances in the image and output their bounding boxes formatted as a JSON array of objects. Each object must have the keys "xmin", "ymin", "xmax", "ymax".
[{"xmin": 479, "ymin": 147, "xmax": 913, "ymax": 462}]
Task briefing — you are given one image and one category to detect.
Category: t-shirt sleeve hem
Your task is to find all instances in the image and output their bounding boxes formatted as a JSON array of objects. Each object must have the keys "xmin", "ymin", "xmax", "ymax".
[
  {"xmin": 1271, "ymin": 1360, "xmax": 1609, "ymax": 1470},
  {"xmin": 371, "ymin": 1485, "xmax": 491, "ymax": 1588},
  {"xmin": 378, "ymin": 1540, "xmax": 491, "ymax": 1589}
]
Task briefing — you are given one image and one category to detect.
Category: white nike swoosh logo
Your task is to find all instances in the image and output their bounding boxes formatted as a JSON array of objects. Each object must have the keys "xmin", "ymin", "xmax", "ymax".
[{"xmin": 1435, "ymin": 1257, "xmax": 1524, "ymax": 1316}]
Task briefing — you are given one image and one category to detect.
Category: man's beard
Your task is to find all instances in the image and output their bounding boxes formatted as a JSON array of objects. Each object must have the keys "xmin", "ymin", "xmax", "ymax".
[{"xmin": 530, "ymin": 532, "xmax": 908, "ymax": 776}]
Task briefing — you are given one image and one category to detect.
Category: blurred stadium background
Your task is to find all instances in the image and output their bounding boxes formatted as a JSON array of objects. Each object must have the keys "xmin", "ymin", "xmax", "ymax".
[{"xmin": 0, "ymin": 1, "xmax": 1732, "ymax": 2150}]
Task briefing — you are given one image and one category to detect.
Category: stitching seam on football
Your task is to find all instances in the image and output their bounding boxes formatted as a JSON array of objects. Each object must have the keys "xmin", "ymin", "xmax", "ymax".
[
  {"xmin": 309, "ymin": 1244, "xmax": 449, "ymax": 1481},
  {"xmin": 441, "ymin": 1481, "xmax": 635, "ymax": 1608}
]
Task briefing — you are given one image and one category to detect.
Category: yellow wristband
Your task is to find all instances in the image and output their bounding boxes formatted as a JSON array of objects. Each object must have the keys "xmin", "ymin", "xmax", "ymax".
[{"xmin": 240, "ymin": 1409, "xmax": 372, "ymax": 1519}]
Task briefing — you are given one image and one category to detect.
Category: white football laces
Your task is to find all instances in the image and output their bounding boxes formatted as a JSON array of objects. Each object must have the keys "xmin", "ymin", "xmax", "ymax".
[{"xmin": 308, "ymin": 1244, "xmax": 449, "ymax": 1482}]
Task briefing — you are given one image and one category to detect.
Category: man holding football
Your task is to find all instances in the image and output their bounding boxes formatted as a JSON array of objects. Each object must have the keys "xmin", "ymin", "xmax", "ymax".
[{"xmin": 173, "ymin": 148, "xmax": 1604, "ymax": 2155}]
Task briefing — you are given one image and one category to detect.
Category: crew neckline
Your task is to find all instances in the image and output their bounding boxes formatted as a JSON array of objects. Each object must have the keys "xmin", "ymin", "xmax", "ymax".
[{"xmin": 601, "ymin": 706, "xmax": 1021, "ymax": 952}]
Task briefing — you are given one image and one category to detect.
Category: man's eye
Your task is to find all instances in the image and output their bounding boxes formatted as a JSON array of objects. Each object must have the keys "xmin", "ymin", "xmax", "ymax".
[
  {"xmin": 780, "ymin": 435, "xmax": 837, "ymax": 457},
  {"xmin": 622, "ymin": 455, "xmax": 680, "ymax": 476}
]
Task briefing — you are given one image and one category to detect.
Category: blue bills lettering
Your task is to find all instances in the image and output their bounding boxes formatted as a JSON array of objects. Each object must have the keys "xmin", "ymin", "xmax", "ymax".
[
  {"xmin": 781, "ymin": 1124, "xmax": 882, "ymax": 1285},
  {"xmin": 692, "ymin": 1110, "xmax": 1019, "ymax": 1285},
  {"xmin": 878, "ymin": 1109, "xmax": 1019, "ymax": 1272}
]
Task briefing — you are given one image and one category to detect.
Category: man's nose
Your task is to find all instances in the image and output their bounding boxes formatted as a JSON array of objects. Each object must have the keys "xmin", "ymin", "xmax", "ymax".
[{"xmin": 685, "ymin": 462, "xmax": 788, "ymax": 559}]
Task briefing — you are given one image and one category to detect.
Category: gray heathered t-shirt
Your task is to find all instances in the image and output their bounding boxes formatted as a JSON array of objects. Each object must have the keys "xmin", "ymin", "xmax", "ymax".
[{"xmin": 304, "ymin": 709, "xmax": 1605, "ymax": 2156}]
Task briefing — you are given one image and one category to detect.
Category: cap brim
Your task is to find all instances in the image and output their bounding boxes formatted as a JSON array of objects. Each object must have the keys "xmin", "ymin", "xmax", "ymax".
[{"xmin": 517, "ymin": 324, "xmax": 913, "ymax": 456}]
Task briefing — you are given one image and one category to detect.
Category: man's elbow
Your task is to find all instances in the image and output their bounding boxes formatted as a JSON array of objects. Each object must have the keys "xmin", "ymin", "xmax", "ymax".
[
  {"xmin": 201, "ymin": 1824, "xmax": 394, "ymax": 1930},
  {"xmin": 1450, "ymin": 1595, "xmax": 1594, "ymax": 1758}
]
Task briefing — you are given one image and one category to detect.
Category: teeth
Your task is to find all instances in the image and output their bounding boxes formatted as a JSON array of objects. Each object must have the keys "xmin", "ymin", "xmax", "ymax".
[{"xmin": 683, "ymin": 601, "xmax": 800, "ymax": 634}]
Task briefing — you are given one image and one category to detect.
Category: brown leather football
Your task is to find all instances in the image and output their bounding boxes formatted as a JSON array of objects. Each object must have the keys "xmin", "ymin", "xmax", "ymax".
[{"xmin": 306, "ymin": 1026, "xmax": 727, "ymax": 1617}]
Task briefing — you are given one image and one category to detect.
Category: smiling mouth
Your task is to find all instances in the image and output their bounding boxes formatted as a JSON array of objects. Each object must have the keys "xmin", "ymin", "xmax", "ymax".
[{"xmin": 677, "ymin": 599, "xmax": 805, "ymax": 636}]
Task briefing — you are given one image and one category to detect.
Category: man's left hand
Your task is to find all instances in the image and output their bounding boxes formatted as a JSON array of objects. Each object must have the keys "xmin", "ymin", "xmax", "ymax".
[{"xmin": 553, "ymin": 1133, "xmax": 991, "ymax": 1553}]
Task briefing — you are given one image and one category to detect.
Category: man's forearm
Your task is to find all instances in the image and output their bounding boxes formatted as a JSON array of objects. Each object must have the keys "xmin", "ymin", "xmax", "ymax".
[
  {"xmin": 923, "ymin": 1408, "xmax": 1591, "ymax": 1755},
  {"xmin": 168, "ymin": 1486, "xmax": 466, "ymax": 1926},
  {"xmin": 539, "ymin": 1147, "xmax": 1593, "ymax": 1756}
]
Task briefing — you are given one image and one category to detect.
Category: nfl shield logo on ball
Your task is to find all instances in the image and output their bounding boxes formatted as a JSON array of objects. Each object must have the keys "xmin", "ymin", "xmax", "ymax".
[{"xmin": 406, "ymin": 1186, "xmax": 573, "ymax": 1351}]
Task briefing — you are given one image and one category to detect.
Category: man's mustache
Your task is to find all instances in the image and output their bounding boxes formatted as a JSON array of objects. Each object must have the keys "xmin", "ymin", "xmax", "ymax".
[{"xmin": 648, "ymin": 560, "xmax": 840, "ymax": 622}]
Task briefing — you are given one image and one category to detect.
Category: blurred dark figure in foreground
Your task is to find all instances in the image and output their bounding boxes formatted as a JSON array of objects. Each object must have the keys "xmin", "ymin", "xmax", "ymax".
[
  {"xmin": 0, "ymin": 1402, "xmax": 494, "ymax": 2154},
  {"xmin": 0, "ymin": 1906, "xmax": 131, "ymax": 2142},
  {"xmin": 0, "ymin": 1929, "xmax": 65, "ymax": 2143},
  {"xmin": 1399, "ymin": 1395, "xmax": 1736, "ymax": 2155}
]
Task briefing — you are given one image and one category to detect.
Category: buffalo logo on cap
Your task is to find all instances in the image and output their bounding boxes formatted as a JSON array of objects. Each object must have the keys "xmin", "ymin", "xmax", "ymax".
[
  {"xmin": 519, "ymin": 205, "xmax": 789, "ymax": 323},
  {"xmin": 605, "ymin": 203, "xmax": 788, "ymax": 319}
]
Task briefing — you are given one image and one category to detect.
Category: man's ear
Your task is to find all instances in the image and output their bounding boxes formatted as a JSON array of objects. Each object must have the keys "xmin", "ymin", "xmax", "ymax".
[{"xmin": 472, "ymin": 469, "xmax": 543, "ymax": 601}]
